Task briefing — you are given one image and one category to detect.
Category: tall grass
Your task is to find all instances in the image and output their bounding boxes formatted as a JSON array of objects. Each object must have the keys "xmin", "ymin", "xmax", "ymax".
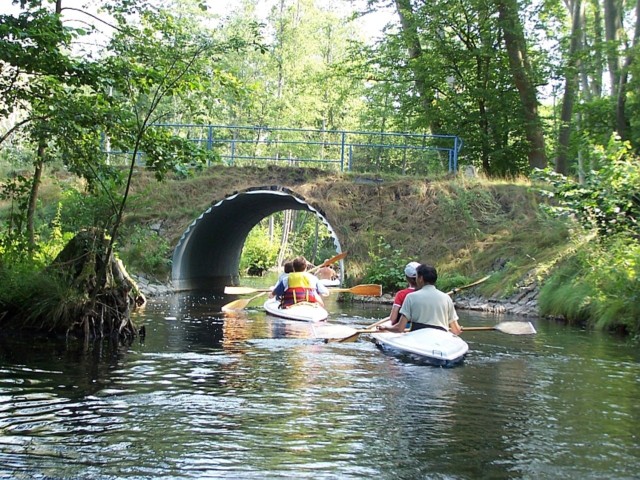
[{"xmin": 539, "ymin": 233, "xmax": 640, "ymax": 334}]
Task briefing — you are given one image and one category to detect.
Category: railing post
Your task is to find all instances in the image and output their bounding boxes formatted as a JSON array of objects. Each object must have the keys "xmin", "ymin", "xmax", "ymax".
[
  {"xmin": 453, "ymin": 136, "xmax": 460, "ymax": 172},
  {"xmin": 230, "ymin": 139, "xmax": 236, "ymax": 166},
  {"xmin": 340, "ymin": 131, "xmax": 346, "ymax": 172},
  {"xmin": 348, "ymin": 144, "xmax": 353, "ymax": 171},
  {"xmin": 207, "ymin": 125, "xmax": 213, "ymax": 166}
]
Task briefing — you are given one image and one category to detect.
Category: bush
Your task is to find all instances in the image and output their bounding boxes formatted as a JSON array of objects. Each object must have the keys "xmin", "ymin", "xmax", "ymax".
[
  {"xmin": 534, "ymin": 136, "xmax": 640, "ymax": 237},
  {"xmin": 363, "ymin": 240, "xmax": 408, "ymax": 292},
  {"xmin": 117, "ymin": 225, "xmax": 171, "ymax": 278},
  {"xmin": 240, "ymin": 225, "xmax": 279, "ymax": 276}
]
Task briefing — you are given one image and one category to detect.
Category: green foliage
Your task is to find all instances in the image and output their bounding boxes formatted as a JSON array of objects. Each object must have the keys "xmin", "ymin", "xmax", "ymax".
[
  {"xmin": 58, "ymin": 186, "xmax": 119, "ymax": 232},
  {"xmin": 117, "ymin": 225, "xmax": 172, "ymax": 278},
  {"xmin": 0, "ymin": 173, "xmax": 31, "ymax": 236},
  {"xmin": 0, "ymin": 212, "xmax": 83, "ymax": 330},
  {"xmin": 0, "ymin": 267, "xmax": 87, "ymax": 331},
  {"xmin": 539, "ymin": 234, "xmax": 640, "ymax": 334},
  {"xmin": 287, "ymin": 212, "xmax": 336, "ymax": 265},
  {"xmin": 240, "ymin": 225, "xmax": 279, "ymax": 276},
  {"xmin": 363, "ymin": 240, "xmax": 408, "ymax": 292},
  {"xmin": 535, "ymin": 137, "xmax": 640, "ymax": 237},
  {"xmin": 435, "ymin": 273, "xmax": 475, "ymax": 295}
]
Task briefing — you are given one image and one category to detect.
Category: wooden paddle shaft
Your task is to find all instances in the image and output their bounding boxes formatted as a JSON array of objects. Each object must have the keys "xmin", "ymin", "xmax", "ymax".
[{"xmin": 308, "ymin": 252, "xmax": 347, "ymax": 274}]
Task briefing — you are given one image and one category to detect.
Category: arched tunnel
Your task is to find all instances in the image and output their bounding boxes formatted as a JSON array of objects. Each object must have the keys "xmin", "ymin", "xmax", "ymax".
[{"xmin": 171, "ymin": 186, "xmax": 343, "ymax": 291}]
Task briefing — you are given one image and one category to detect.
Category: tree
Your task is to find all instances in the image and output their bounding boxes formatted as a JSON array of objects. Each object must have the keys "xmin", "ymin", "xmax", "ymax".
[
  {"xmin": 556, "ymin": 0, "xmax": 585, "ymax": 175},
  {"xmin": 0, "ymin": 0, "xmax": 259, "ymax": 338},
  {"xmin": 495, "ymin": 0, "xmax": 548, "ymax": 170}
]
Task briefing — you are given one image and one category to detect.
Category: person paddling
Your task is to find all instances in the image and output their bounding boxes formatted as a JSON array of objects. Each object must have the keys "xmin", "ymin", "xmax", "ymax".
[
  {"xmin": 378, "ymin": 264, "xmax": 462, "ymax": 334},
  {"xmin": 388, "ymin": 261, "xmax": 420, "ymax": 326},
  {"xmin": 270, "ymin": 256, "xmax": 329, "ymax": 307}
]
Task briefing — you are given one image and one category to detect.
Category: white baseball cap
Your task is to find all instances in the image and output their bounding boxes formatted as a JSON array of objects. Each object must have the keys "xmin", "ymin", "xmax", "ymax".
[{"xmin": 404, "ymin": 261, "xmax": 421, "ymax": 278}]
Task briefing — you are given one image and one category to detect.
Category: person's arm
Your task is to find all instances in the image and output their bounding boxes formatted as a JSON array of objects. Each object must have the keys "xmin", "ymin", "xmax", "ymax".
[
  {"xmin": 389, "ymin": 305, "xmax": 401, "ymax": 325},
  {"xmin": 378, "ymin": 314, "xmax": 409, "ymax": 333},
  {"xmin": 314, "ymin": 277, "xmax": 330, "ymax": 296},
  {"xmin": 270, "ymin": 278, "xmax": 287, "ymax": 298},
  {"xmin": 449, "ymin": 319, "xmax": 462, "ymax": 335},
  {"xmin": 447, "ymin": 297, "xmax": 462, "ymax": 334}
]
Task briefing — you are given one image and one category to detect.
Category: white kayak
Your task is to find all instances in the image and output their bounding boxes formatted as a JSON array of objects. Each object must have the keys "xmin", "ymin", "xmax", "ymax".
[
  {"xmin": 263, "ymin": 297, "xmax": 329, "ymax": 322},
  {"xmin": 371, "ymin": 327, "xmax": 469, "ymax": 367},
  {"xmin": 319, "ymin": 278, "xmax": 341, "ymax": 287}
]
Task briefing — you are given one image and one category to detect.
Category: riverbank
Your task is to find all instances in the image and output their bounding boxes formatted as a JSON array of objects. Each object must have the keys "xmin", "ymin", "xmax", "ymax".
[{"xmin": 361, "ymin": 286, "xmax": 539, "ymax": 317}]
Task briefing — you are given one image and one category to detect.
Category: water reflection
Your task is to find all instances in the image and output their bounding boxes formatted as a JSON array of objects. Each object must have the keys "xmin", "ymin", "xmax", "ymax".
[{"xmin": 0, "ymin": 291, "xmax": 638, "ymax": 479}]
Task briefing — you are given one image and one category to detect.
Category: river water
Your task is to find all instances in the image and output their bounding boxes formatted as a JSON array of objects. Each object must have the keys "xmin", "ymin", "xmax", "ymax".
[{"xmin": 1, "ymin": 290, "xmax": 639, "ymax": 479}]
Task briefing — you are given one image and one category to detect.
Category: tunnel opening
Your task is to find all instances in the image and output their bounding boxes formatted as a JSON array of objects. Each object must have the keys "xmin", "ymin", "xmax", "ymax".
[{"xmin": 171, "ymin": 186, "xmax": 343, "ymax": 291}]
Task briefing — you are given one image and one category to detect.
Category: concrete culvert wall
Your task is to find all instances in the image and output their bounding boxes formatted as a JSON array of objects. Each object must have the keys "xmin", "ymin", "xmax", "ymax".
[{"xmin": 171, "ymin": 186, "xmax": 343, "ymax": 291}]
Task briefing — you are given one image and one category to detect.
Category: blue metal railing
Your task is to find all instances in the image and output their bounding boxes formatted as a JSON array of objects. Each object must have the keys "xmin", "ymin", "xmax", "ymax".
[{"xmin": 104, "ymin": 124, "xmax": 463, "ymax": 174}]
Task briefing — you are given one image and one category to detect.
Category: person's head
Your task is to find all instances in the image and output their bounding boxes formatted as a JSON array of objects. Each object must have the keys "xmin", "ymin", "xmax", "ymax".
[
  {"xmin": 404, "ymin": 261, "xmax": 420, "ymax": 286},
  {"xmin": 293, "ymin": 256, "xmax": 308, "ymax": 272},
  {"xmin": 283, "ymin": 261, "xmax": 294, "ymax": 274},
  {"xmin": 416, "ymin": 264, "xmax": 437, "ymax": 285}
]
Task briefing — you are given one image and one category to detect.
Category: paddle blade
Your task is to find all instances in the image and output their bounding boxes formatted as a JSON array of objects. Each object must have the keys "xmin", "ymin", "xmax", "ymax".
[
  {"xmin": 311, "ymin": 324, "xmax": 359, "ymax": 340},
  {"xmin": 329, "ymin": 284, "xmax": 382, "ymax": 296},
  {"xmin": 309, "ymin": 252, "xmax": 348, "ymax": 273},
  {"xmin": 221, "ymin": 298, "xmax": 252, "ymax": 312},
  {"xmin": 495, "ymin": 321, "xmax": 537, "ymax": 335},
  {"xmin": 326, "ymin": 317, "xmax": 391, "ymax": 343},
  {"xmin": 464, "ymin": 321, "xmax": 537, "ymax": 335},
  {"xmin": 221, "ymin": 292, "xmax": 267, "ymax": 312},
  {"xmin": 224, "ymin": 286, "xmax": 271, "ymax": 295},
  {"xmin": 446, "ymin": 275, "xmax": 491, "ymax": 296}
]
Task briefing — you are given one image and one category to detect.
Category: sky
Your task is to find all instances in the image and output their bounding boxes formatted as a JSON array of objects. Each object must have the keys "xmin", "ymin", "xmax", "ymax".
[{"xmin": 0, "ymin": 0, "xmax": 395, "ymax": 44}]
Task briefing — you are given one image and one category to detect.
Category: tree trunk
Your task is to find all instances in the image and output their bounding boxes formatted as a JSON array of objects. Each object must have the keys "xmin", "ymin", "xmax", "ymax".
[
  {"xmin": 496, "ymin": 0, "xmax": 548, "ymax": 170},
  {"xmin": 394, "ymin": 0, "xmax": 441, "ymax": 133},
  {"xmin": 614, "ymin": 0, "xmax": 640, "ymax": 139},
  {"xmin": 589, "ymin": 0, "xmax": 604, "ymax": 98},
  {"xmin": 556, "ymin": 0, "xmax": 584, "ymax": 175},
  {"xmin": 26, "ymin": 142, "xmax": 45, "ymax": 248},
  {"xmin": 603, "ymin": 0, "xmax": 622, "ymax": 97},
  {"xmin": 47, "ymin": 228, "xmax": 144, "ymax": 340}
]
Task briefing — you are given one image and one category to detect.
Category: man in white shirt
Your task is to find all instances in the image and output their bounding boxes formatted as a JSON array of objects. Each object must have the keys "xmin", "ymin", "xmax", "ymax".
[{"xmin": 377, "ymin": 264, "xmax": 462, "ymax": 335}]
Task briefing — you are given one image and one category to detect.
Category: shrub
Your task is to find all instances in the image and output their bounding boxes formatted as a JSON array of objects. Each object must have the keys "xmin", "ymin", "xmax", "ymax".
[
  {"xmin": 363, "ymin": 240, "xmax": 408, "ymax": 292},
  {"xmin": 240, "ymin": 225, "xmax": 279, "ymax": 276},
  {"xmin": 117, "ymin": 225, "xmax": 171, "ymax": 278}
]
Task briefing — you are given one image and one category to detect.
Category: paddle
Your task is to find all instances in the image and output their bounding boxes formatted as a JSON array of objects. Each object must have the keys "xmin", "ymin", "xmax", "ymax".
[
  {"xmin": 308, "ymin": 252, "xmax": 347, "ymax": 274},
  {"xmin": 224, "ymin": 283, "xmax": 382, "ymax": 296},
  {"xmin": 224, "ymin": 286, "xmax": 271, "ymax": 294},
  {"xmin": 330, "ymin": 275, "xmax": 492, "ymax": 343},
  {"xmin": 224, "ymin": 252, "xmax": 347, "ymax": 296},
  {"xmin": 326, "ymin": 316, "xmax": 391, "ymax": 343},
  {"xmin": 221, "ymin": 292, "xmax": 267, "ymax": 313},
  {"xmin": 328, "ymin": 284, "xmax": 382, "ymax": 296},
  {"xmin": 463, "ymin": 321, "xmax": 537, "ymax": 335}
]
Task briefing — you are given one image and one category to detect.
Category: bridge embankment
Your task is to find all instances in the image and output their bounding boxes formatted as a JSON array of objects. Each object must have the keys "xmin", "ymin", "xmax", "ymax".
[{"xmin": 127, "ymin": 164, "xmax": 568, "ymax": 309}]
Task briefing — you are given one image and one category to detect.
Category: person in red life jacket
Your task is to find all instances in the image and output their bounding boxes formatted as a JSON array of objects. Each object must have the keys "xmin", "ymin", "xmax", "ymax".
[
  {"xmin": 270, "ymin": 256, "xmax": 329, "ymax": 308},
  {"xmin": 388, "ymin": 261, "xmax": 420, "ymax": 326}
]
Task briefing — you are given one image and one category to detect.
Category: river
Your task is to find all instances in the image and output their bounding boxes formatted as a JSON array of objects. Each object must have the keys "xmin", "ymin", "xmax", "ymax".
[{"xmin": 0, "ymin": 290, "xmax": 638, "ymax": 479}]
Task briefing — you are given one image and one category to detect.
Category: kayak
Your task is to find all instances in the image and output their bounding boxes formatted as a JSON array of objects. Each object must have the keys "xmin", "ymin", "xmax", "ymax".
[
  {"xmin": 371, "ymin": 327, "xmax": 469, "ymax": 367},
  {"xmin": 319, "ymin": 278, "xmax": 340, "ymax": 287},
  {"xmin": 263, "ymin": 297, "xmax": 329, "ymax": 322}
]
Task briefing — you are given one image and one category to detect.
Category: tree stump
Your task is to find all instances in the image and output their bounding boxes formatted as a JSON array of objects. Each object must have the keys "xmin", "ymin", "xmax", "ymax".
[{"xmin": 49, "ymin": 228, "xmax": 145, "ymax": 340}]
